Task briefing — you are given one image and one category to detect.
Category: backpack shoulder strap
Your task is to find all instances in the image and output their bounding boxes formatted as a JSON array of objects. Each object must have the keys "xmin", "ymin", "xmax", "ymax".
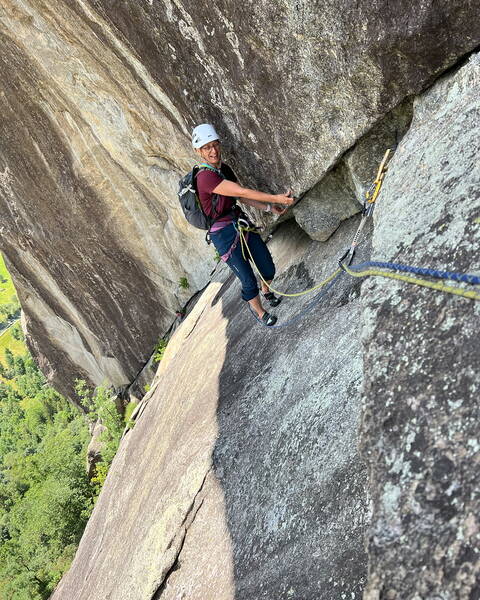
[
  {"xmin": 196, "ymin": 164, "xmax": 227, "ymax": 223},
  {"xmin": 197, "ymin": 163, "xmax": 225, "ymax": 178}
]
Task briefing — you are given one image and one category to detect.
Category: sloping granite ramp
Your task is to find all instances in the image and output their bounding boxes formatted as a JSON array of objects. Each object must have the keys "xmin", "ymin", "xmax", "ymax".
[{"xmin": 51, "ymin": 218, "xmax": 370, "ymax": 600}]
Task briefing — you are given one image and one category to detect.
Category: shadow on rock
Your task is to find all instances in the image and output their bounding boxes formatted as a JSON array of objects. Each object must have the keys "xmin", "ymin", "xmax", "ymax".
[{"xmin": 211, "ymin": 218, "xmax": 371, "ymax": 599}]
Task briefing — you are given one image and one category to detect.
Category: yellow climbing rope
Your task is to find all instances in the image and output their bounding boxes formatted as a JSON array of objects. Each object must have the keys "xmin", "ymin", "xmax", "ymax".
[
  {"xmin": 237, "ymin": 146, "xmax": 479, "ymax": 304},
  {"xmin": 239, "ymin": 225, "xmax": 343, "ymax": 297}
]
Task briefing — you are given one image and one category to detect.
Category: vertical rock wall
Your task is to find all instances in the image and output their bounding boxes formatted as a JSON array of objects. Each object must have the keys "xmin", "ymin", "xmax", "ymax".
[
  {"xmin": 0, "ymin": 3, "xmax": 214, "ymax": 398},
  {"xmin": 361, "ymin": 53, "xmax": 480, "ymax": 599}
]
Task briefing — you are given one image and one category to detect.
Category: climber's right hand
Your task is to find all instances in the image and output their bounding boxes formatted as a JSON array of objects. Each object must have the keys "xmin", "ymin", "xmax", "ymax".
[{"xmin": 274, "ymin": 189, "xmax": 295, "ymax": 206}]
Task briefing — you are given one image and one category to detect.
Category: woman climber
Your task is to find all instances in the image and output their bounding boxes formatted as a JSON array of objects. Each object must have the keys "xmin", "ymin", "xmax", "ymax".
[{"xmin": 192, "ymin": 123, "xmax": 294, "ymax": 326}]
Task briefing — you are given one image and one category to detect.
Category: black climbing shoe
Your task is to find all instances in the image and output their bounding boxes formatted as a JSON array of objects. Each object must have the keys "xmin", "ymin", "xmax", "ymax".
[
  {"xmin": 261, "ymin": 311, "xmax": 277, "ymax": 326},
  {"xmin": 263, "ymin": 291, "xmax": 282, "ymax": 307}
]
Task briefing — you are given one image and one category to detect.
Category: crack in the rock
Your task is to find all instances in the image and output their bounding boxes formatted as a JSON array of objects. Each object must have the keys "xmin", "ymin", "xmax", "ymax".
[
  {"xmin": 150, "ymin": 466, "xmax": 212, "ymax": 599},
  {"xmin": 184, "ymin": 302, "xmax": 209, "ymax": 340}
]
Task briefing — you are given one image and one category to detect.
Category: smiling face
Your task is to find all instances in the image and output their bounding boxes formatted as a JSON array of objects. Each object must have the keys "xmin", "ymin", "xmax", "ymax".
[{"xmin": 196, "ymin": 140, "xmax": 221, "ymax": 168}]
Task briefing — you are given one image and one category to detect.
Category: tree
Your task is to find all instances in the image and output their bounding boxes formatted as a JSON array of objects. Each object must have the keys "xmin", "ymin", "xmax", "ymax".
[
  {"xmin": 74, "ymin": 379, "xmax": 125, "ymax": 491},
  {"xmin": 0, "ymin": 382, "xmax": 9, "ymax": 401},
  {"xmin": 11, "ymin": 322, "xmax": 24, "ymax": 341},
  {"xmin": 4, "ymin": 348, "xmax": 14, "ymax": 370},
  {"xmin": 13, "ymin": 355, "xmax": 26, "ymax": 376},
  {"xmin": 0, "ymin": 356, "xmax": 95, "ymax": 599}
]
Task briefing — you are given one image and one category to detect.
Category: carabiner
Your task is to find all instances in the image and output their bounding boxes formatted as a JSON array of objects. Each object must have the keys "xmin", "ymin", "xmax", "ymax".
[{"xmin": 237, "ymin": 217, "xmax": 250, "ymax": 229}]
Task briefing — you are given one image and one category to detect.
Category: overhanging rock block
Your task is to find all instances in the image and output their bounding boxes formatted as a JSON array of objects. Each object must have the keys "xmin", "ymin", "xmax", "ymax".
[{"xmin": 293, "ymin": 98, "xmax": 413, "ymax": 242}]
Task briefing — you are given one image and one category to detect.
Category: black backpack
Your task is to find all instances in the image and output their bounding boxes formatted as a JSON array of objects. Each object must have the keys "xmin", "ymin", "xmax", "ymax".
[{"xmin": 178, "ymin": 165, "xmax": 224, "ymax": 230}]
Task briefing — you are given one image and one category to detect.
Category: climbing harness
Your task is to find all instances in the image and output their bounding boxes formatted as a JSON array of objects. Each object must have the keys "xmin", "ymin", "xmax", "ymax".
[
  {"xmin": 237, "ymin": 147, "xmax": 479, "ymax": 327},
  {"xmin": 217, "ymin": 216, "xmax": 257, "ymax": 262}
]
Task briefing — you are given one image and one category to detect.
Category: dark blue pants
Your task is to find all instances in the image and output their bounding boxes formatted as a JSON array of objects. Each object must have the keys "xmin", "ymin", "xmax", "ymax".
[{"xmin": 211, "ymin": 224, "xmax": 275, "ymax": 301}]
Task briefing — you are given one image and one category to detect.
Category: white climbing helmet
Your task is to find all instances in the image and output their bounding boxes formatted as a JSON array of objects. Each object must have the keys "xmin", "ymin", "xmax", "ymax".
[{"xmin": 192, "ymin": 123, "xmax": 220, "ymax": 149}]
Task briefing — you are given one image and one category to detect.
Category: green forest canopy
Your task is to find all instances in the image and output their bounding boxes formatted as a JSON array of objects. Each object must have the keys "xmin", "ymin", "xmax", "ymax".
[{"xmin": 0, "ymin": 256, "xmax": 128, "ymax": 600}]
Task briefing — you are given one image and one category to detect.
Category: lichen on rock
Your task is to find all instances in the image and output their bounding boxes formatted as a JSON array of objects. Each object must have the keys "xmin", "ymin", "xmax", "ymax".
[{"xmin": 361, "ymin": 52, "xmax": 480, "ymax": 600}]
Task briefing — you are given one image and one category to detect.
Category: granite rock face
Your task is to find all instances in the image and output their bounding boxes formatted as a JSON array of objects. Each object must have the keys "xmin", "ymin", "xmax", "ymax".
[
  {"xmin": 50, "ymin": 52, "xmax": 480, "ymax": 599},
  {"xmin": 1, "ymin": 2, "xmax": 480, "ymax": 594},
  {"xmin": 80, "ymin": 0, "xmax": 479, "ymax": 192},
  {"xmin": 293, "ymin": 161, "xmax": 361, "ymax": 241},
  {"xmin": 361, "ymin": 53, "xmax": 480, "ymax": 599},
  {"xmin": 0, "ymin": 23, "xmax": 213, "ymax": 400},
  {"xmin": 50, "ymin": 218, "xmax": 371, "ymax": 600},
  {"xmin": 0, "ymin": 0, "xmax": 479, "ymax": 399},
  {"xmin": 344, "ymin": 100, "xmax": 413, "ymax": 202},
  {"xmin": 293, "ymin": 99, "xmax": 413, "ymax": 241}
]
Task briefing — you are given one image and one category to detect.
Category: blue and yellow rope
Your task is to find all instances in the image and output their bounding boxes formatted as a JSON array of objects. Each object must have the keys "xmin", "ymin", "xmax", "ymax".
[
  {"xmin": 239, "ymin": 227, "xmax": 480, "ymax": 304},
  {"xmin": 341, "ymin": 262, "xmax": 480, "ymax": 302},
  {"xmin": 351, "ymin": 260, "xmax": 480, "ymax": 285}
]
